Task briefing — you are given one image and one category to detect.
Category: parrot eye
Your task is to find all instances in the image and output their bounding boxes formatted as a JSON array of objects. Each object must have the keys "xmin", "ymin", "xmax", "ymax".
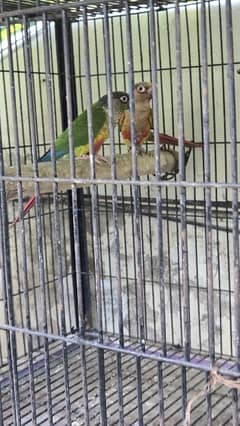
[
  {"xmin": 120, "ymin": 95, "xmax": 129, "ymax": 103},
  {"xmin": 137, "ymin": 84, "xmax": 146, "ymax": 93}
]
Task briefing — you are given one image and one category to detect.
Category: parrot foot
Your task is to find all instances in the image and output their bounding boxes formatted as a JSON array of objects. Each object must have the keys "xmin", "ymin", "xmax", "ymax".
[
  {"xmin": 78, "ymin": 154, "xmax": 91, "ymax": 161},
  {"xmin": 127, "ymin": 146, "xmax": 146, "ymax": 155}
]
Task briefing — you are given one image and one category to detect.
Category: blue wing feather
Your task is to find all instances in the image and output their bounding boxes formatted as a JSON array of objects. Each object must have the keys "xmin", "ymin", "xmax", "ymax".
[{"xmin": 39, "ymin": 149, "xmax": 67, "ymax": 163}]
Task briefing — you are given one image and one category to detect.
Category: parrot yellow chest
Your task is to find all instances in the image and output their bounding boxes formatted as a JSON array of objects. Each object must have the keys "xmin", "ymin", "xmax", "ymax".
[
  {"xmin": 74, "ymin": 121, "xmax": 109, "ymax": 157},
  {"xmin": 120, "ymin": 109, "xmax": 152, "ymax": 146}
]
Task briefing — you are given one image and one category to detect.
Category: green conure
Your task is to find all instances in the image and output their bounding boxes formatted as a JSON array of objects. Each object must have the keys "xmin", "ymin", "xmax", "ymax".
[{"xmin": 13, "ymin": 91, "xmax": 129, "ymax": 224}]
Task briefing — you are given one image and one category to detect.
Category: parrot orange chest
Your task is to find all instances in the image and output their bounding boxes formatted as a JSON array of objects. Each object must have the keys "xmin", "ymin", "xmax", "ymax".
[
  {"xmin": 120, "ymin": 109, "xmax": 151, "ymax": 146},
  {"xmin": 93, "ymin": 121, "xmax": 109, "ymax": 153}
]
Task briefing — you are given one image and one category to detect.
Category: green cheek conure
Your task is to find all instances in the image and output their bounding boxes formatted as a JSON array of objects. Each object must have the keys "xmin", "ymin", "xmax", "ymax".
[{"xmin": 13, "ymin": 91, "xmax": 129, "ymax": 224}]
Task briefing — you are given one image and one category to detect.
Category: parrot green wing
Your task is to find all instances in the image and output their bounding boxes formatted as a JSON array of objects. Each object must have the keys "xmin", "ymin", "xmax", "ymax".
[{"xmin": 39, "ymin": 101, "xmax": 107, "ymax": 162}]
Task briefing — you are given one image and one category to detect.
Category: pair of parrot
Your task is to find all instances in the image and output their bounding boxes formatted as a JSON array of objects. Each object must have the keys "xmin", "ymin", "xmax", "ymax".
[{"xmin": 13, "ymin": 82, "xmax": 187, "ymax": 224}]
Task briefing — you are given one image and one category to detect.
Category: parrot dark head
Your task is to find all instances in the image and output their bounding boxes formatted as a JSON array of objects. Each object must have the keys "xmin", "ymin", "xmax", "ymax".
[
  {"xmin": 99, "ymin": 92, "xmax": 129, "ymax": 110},
  {"xmin": 134, "ymin": 82, "xmax": 152, "ymax": 103},
  {"xmin": 99, "ymin": 91, "xmax": 129, "ymax": 123}
]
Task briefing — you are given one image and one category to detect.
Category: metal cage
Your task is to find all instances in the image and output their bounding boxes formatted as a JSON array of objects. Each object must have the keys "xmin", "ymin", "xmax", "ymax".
[{"xmin": 0, "ymin": 0, "xmax": 240, "ymax": 424}]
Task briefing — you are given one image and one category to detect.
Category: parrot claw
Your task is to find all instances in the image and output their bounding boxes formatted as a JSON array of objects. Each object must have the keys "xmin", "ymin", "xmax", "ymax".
[
  {"xmin": 127, "ymin": 146, "xmax": 146, "ymax": 155},
  {"xmin": 78, "ymin": 154, "xmax": 90, "ymax": 160}
]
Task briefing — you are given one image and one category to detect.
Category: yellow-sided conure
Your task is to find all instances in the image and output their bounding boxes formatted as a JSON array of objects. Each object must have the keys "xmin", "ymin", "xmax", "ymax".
[
  {"xmin": 119, "ymin": 82, "xmax": 153, "ymax": 150},
  {"xmin": 119, "ymin": 81, "xmax": 201, "ymax": 150},
  {"xmin": 13, "ymin": 91, "xmax": 129, "ymax": 224}
]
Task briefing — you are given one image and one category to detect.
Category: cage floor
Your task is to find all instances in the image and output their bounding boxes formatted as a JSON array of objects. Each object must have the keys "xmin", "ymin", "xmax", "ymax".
[{"xmin": 0, "ymin": 338, "xmax": 237, "ymax": 425}]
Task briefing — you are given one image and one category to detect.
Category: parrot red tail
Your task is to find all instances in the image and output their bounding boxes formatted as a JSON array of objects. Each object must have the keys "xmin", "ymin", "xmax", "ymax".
[
  {"xmin": 159, "ymin": 133, "xmax": 202, "ymax": 148},
  {"xmin": 12, "ymin": 195, "xmax": 36, "ymax": 225}
]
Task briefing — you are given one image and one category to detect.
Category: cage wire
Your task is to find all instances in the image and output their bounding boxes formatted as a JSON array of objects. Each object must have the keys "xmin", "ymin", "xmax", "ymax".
[{"xmin": 0, "ymin": 0, "xmax": 240, "ymax": 424}]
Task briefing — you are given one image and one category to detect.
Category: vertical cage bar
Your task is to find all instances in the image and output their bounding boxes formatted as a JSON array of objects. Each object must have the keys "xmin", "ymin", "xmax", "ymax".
[
  {"xmin": 55, "ymin": 21, "xmax": 72, "ymax": 423},
  {"xmin": 103, "ymin": 8, "xmax": 120, "ymax": 330},
  {"xmin": 55, "ymin": 19, "xmax": 91, "ymax": 330},
  {"xmin": 23, "ymin": 22, "xmax": 41, "ymax": 342},
  {"xmin": 175, "ymin": 1, "xmax": 191, "ymax": 420},
  {"xmin": 61, "ymin": 10, "xmax": 90, "ymax": 425},
  {"xmin": 149, "ymin": 0, "xmax": 166, "ymax": 355},
  {"xmin": 201, "ymin": 0, "xmax": 215, "ymax": 361},
  {"xmin": 0, "ymin": 117, "xmax": 18, "ymax": 426},
  {"xmin": 103, "ymin": 4, "xmax": 124, "ymax": 423},
  {"xmin": 125, "ymin": 0, "xmax": 145, "ymax": 350},
  {"xmin": 136, "ymin": 357, "xmax": 143, "ymax": 426},
  {"xmin": 188, "ymin": 3, "xmax": 203, "ymax": 351},
  {"xmin": 0, "ymin": 28, "xmax": 13, "ymax": 167},
  {"xmin": 157, "ymin": 10, "xmax": 183, "ymax": 346},
  {"xmin": 165, "ymin": 7, "xmax": 180, "ymax": 331},
  {"xmin": 157, "ymin": 362, "xmax": 165, "ymax": 426},
  {"xmin": 42, "ymin": 14, "xmax": 71, "ymax": 423},
  {"xmin": 125, "ymin": 2, "xmax": 144, "ymax": 423},
  {"xmin": 12, "ymin": 24, "xmax": 27, "ymax": 171},
  {"xmin": 82, "ymin": 6, "xmax": 107, "ymax": 424},
  {"xmin": 225, "ymin": 0, "xmax": 240, "ymax": 367},
  {"xmin": 197, "ymin": 2, "xmax": 205, "ymax": 351},
  {"xmin": 218, "ymin": 0, "xmax": 233, "ymax": 358},
  {"xmin": 0, "ymin": 383, "xmax": 2, "ymax": 426},
  {"xmin": 208, "ymin": 0, "xmax": 223, "ymax": 356},
  {"xmin": 138, "ymin": 6, "xmax": 157, "ymax": 342},
  {"xmin": 225, "ymin": 1, "xmax": 240, "ymax": 423},
  {"xmin": 22, "ymin": 16, "xmax": 37, "ymax": 425},
  {"xmin": 149, "ymin": 0, "xmax": 166, "ymax": 352},
  {"xmin": 175, "ymin": 0, "xmax": 190, "ymax": 360},
  {"xmin": 118, "ymin": 14, "xmax": 132, "ymax": 336},
  {"xmin": 201, "ymin": 1, "xmax": 214, "ymax": 423},
  {"xmin": 34, "ymin": 21, "xmax": 45, "ymax": 160},
  {"xmin": 42, "ymin": 13, "xmax": 59, "ymax": 425},
  {"xmin": 55, "ymin": 19, "xmax": 80, "ymax": 328},
  {"xmin": 149, "ymin": 0, "xmax": 166, "ymax": 422},
  {"xmin": 6, "ymin": 18, "xmax": 23, "ymax": 426},
  {"xmin": 100, "ymin": 18, "xmax": 115, "ymax": 334},
  {"xmin": 6, "ymin": 18, "xmax": 25, "ymax": 228},
  {"xmin": 31, "ymin": 22, "xmax": 46, "ymax": 347}
]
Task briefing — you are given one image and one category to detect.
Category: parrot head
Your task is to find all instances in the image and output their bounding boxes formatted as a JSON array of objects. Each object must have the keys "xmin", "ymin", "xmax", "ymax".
[
  {"xmin": 134, "ymin": 82, "xmax": 152, "ymax": 104},
  {"xmin": 99, "ymin": 91, "xmax": 129, "ymax": 123}
]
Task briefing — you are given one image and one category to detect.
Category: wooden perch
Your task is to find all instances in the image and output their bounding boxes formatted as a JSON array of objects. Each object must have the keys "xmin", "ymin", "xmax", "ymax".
[{"xmin": 5, "ymin": 149, "xmax": 178, "ymax": 201}]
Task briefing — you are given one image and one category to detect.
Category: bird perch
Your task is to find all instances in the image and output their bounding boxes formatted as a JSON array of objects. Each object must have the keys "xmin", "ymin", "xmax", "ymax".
[{"xmin": 4, "ymin": 149, "xmax": 178, "ymax": 201}]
